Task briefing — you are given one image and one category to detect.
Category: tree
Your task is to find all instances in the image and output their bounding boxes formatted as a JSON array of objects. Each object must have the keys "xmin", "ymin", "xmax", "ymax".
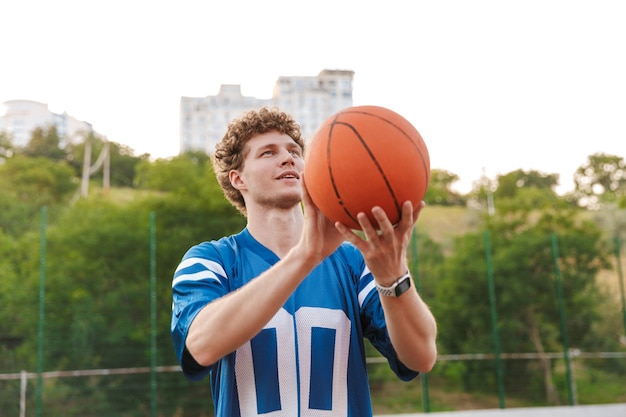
[
  {"xmin": 136, "ymin": 151, "xmax": 246, "ymax": 252},
  {"xmin": 0, "ymin": 155, "xmax": 76, "ymax": 206},
  {"xmin": 0, "ymin": 187, "xmax": 40, "ymax": 237},
  {"xmin": 106, "ymin": 142, "xmax": 148, "ymax": 187},
  {"xmin": 0, "ymin": 131, "xmax": 13, "ymax": 162},
  {"xmin": 0, "ymin": 152, "xmax": 78, "ymax": 239},
  {"xmin": 424, "ymin": 169, "xmax": 466, "ymax": 206},
  {"xmin": 466, "ymin": 169, "xmax": 565, "ymax": 222},
  {"xmin": 20, "ymin": 125, "xmax": 66, "ymax": 161},
  {"xmin": 495, "ymin": 169, "xmax": 559, "ymax": 200},
  {"xmin": 0, "ymin": 229, "xmax": 23, "ymax": 370},
  {"xmin": 0, "ymin": 160, "xmax": 245, "ymax": 414},
  {"xmin": 134, "ymin": 151, "xmax": 210, "ymax": 193},
  {"xmin": 573, "ymin": 153, "xmax": 626, "ymax": 209},
  {"xmin": 490, "ymin": 169, "xmax": 564, "ymax": 216},
  {"xmin": 67, "ymin": 135, "xmax": 146, "ymax": 188},
  {"xmin": 433, "ymin": 191, "xmax": 611, "ymax": 404}
]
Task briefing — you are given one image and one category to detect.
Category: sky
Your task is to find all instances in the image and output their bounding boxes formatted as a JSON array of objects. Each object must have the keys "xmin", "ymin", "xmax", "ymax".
[{"xmin": 1, "ymin": 0, "xmax": 624, "ymax": 194}]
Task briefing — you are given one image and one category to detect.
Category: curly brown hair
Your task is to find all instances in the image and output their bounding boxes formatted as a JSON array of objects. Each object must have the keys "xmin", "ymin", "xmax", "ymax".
[{"xmin": 212, "ymin": 107, "xmax": 305, "ymax": 216}]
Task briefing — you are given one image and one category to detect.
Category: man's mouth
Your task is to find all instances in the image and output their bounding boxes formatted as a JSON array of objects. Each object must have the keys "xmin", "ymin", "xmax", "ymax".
[{"xmin": 277, "ymin": 171, "xmax": 300, "ymax": 180}]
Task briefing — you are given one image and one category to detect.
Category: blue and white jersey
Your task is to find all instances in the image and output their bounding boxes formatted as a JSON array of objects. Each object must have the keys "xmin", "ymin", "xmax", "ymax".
[{"xmin": 171, "ymin": 228, "xmax": 418, "ymax": 417}]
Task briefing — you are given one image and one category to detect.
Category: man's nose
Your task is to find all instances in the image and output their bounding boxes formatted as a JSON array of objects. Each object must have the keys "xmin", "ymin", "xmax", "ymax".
[{"xmin": 281, "ymin": 151, "xmax": 295, "ymax": 165}]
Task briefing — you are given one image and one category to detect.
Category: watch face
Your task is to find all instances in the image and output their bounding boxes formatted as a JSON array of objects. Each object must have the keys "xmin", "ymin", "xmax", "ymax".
[{"xmin": 395, "ymin": 277, "xmax": 412, "ymax": 296}]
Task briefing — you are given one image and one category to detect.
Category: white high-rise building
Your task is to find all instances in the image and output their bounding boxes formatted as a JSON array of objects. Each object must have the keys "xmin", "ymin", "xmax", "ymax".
[
  {"xmin": 179, "ymin": 69, "xmax": 354, "ymax": 154},
  {"xmin": 0, "ymin": 100, "xmax": 96, "ymax": 148}
]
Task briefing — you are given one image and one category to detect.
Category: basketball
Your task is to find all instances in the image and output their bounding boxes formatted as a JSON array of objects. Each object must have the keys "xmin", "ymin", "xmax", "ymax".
[{"xmin": 304, "ymin": 105, "xmax": 430, "ymax": 230}]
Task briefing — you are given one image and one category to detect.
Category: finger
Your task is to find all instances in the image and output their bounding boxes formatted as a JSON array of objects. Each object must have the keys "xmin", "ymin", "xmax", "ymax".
[
  {"xmin": 300, "ymin": 173, "xmax": 312, "ymax": 205},
  {"xmin": 300, "ymin": 174, "xmax": 322, "ymax": 218},
  {"xmin": 357, "ymin": 211, "xmax": 379, "ymax": 240},
  {"xmin": 413, "ymin": 201, "xmax": 426, "ymax": 223},
  {"xmin": 335, "ymin": 221, "xmax": 361, "ymax": 244},
  {"xmin": 372, "ymin": 206, "xmax": 394, "ymax": 235},
  {"xmin": 392, "ymin": 201, "xmax": 414, "ymax": 233}
]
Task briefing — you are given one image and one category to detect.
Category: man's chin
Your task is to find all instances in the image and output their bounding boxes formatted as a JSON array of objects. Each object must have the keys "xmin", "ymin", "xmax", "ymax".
[{"xmin": 259, "ymin": 193, "xmax": 301, "ymax": 210}]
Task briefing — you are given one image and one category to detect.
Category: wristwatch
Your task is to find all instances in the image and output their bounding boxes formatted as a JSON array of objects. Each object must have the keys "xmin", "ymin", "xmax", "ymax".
[{"xmin": 375, "ymin": 271, "xmax": 412, "ymax": 297}]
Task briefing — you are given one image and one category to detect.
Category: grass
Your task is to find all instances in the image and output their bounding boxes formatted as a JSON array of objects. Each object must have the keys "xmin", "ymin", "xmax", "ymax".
[
  {"xmin": 570, "ymin": 365, "xmax": 626, "ymax": 404},
  {"xmin": 416, "ymin": 205, "xmax": 480, "ymax": 252},
  {"xmin": 369, "ymin": 364, "xmax": 626, "ymax": 413}
]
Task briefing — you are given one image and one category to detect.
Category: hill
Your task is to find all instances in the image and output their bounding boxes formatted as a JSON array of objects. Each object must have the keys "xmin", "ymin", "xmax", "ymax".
[{"xmin": 416, "ymin": 205, "xmax": 480, "ymax": 252}]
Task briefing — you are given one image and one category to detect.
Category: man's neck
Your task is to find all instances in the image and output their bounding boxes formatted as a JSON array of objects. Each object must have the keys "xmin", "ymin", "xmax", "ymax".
[{"xmin": 246, "ymin": 205, "xmax": 303, "ymax": 258}]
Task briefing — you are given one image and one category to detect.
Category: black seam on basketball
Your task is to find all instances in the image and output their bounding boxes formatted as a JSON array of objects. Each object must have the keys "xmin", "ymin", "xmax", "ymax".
[
  {"xmin": 340, "ymin": 109, "xmax": 430, "ymax": 186},
  {"xmin": 329, "ymin": 119, "xmax": 401, "ymax": 222},
  {"xmin": 326, "ymin": 117, "xmax": 359, "ymax": 226}
]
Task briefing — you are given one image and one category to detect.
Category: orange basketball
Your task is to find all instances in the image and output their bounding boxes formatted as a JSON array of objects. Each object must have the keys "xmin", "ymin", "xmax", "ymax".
[{"xmin": 304, "ymin": 105, "xmax": 430, "ymax": 230}]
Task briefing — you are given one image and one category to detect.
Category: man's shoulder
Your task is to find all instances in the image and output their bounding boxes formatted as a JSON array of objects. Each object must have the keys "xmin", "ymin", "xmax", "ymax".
[
  {"xmin": 182, "ymin": 230, "xmax": 247, "ymax": 261},
  {"xmin": 192, "ymin": 229, "xmax": 248, "ymax": 249}
]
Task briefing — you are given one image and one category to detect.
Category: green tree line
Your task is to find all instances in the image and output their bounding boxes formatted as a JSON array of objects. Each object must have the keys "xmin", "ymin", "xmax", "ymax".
[{"xmin": 0, "ymin": 127, "xmax": 625, "ymax": 415}]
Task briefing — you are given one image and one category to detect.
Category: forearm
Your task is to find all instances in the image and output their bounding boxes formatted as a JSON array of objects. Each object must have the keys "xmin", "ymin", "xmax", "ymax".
[
  {"xmin": 380, "ymin": 288, "xmax": 438, "ymax": 373},
  {"xmin": 186, "ymin": 245, "xmax": 319, "ymax": 366}
]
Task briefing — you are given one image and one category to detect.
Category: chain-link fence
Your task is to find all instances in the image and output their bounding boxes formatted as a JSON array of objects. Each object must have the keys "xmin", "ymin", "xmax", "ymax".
[{"xmin": 1, "ymin": 209, "xmax": 624, "ymax": 416}]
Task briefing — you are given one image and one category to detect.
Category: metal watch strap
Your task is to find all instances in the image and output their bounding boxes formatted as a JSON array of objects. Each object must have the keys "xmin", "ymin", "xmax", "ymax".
[{"xmin": 375, "ymin": 271, "xmax": 412, "ymax": 297}]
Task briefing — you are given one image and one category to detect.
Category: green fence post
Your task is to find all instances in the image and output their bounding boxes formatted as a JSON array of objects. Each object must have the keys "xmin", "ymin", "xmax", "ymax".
[
  {"xmin": 550, "ymin": 233, "xmax": 575, "ymax": 406},
  {"xmin": 36, "ymin": 206, "xmax": 47, "ymax": 417},
  {"xmin": 614, "ymin": 236, "xmax": 626, "ymax": 335},
  {"xmin": 484, "ymin": 231, "xmax": 505, "ymax": 408},
  {"xmin": 150, "ymin": 212, "xmax": 157, "ymax": 417},
  {"xmin": 411, "ymin": 228, "xmax": 430, "ymax": 413}
]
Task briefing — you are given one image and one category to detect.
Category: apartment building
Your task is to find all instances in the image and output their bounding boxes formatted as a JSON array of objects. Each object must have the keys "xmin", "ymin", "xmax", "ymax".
[
  {"xmin": 179, "ymin": 69, "xmax": 354, "ymax": 154},
  {"xmin": 0, "ymin": 99, "xmax": 95, "ymax": 148}
]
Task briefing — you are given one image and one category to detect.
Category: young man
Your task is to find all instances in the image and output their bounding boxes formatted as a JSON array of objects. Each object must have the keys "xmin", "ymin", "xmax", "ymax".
[{"xmin": 171, "ymin": 107, "xmax": 437, "ymax": 416}]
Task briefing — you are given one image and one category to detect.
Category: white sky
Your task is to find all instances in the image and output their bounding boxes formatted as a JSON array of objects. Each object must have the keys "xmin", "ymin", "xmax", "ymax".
[{"xmin": 1, "ymin": 0, "xmax": 624, "ymax": 194}]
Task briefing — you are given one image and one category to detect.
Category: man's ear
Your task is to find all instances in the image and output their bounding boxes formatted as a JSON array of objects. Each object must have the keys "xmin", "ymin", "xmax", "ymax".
[{"xmin": 229, "ymin": 170, "xmax": 246, "ymax": 191}]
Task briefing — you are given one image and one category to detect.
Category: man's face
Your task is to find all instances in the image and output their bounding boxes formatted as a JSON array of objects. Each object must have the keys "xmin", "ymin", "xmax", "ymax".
[{"xmin": 231, "ymin": 131, "xmax": 304, "ymax": 210}]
